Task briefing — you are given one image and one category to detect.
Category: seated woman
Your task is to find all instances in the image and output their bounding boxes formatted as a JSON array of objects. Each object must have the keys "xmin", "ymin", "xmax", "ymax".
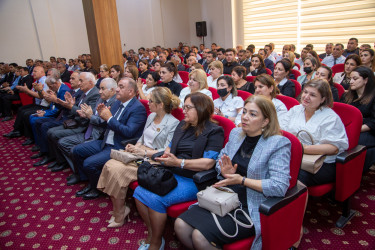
[
  {"xmin": 78, "ymin": 59, "xmax": 87, "ymax": 71},
  {"xmin": 159, "ymin": 62, "xmax": 182, "ymax": 96},
  {"xmin": 283, "ymin": 51, "xmax": 298, "ymax": 70},
  {"xmin": 306, "ymin": 50, "xmax": 321, "ymax": 69},
  {"xmin": 137, "ymin": 71, "xmax": 160, "ymax": 100},
  {"xmin": 280, "ymin": 79, "xmax": 349, "ymax": 187},
  {"xmin": 274, "ymin": 59, "xmax": 295, "ymax": 97},
  {"xmin": 175, "ymin": 95, "xmax": 291, "ymax": 250},
  {"xmin": 341, "ymin": 66, "xmax": 375, "ymax": 172},
  {"xmin": 97, "ymin": 87, "xmax": 180, "ymax": 228},
  {"xmin": 124, "ymin": 64, "xmax": 139, "ymax": 81},
  {"xmin": 190, "ymin": 62, "xmax": 204, "ymax": 71},
  {"xmin": 139, "ymin": 59, "xmax": 151, "ymax": 79},
  {"xmin": 110, "ymin": 65, "xmax": 123, "ymax": 83},
  {"xmin": 232, "ymin": 66, "xmax": 255, "ymax": 94},
  {"xmin": 151, "ymin": 60, "xmax": 163, "ymax": 73},
  {"xmin": 134, "ymin": 93, "xmax": 224, "ymax": 250},
  {"xmin": 297, "ymin": 57, "xmax": 318, "ymax": 87},
  {"xmin": 214, "ymin": 75, "xmax": 244, "ymax": 123},
  {"xmin": 207, "ymin": 61, "xmax": 224, "ymax": 88},
  {"xmin": 360, "ymin": 48, "xmax": 375, "ymax": 72},
  {"xmin": 179, "ymin": 69, "xmax": 212, "ymax": 106},
  {"xmin": 315, "ymin": 66, "xmax": 339, "ymax": 102},
  {"xmin": 247, "ymin": 54, "xmax": 267, "ymax": 76},
  {"xmin": 96, "ymin": 64, "xmax": 110, "ymax": 88},
  {"xmin": 333, "ymin": 54, "xmax": 361, "ymax": 90}
]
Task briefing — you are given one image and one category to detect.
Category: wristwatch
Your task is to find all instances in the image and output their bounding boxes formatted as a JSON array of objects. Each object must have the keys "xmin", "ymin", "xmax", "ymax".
[{"xmin": 181, "ymin": 159, "xmax": 185, "ymax": 169}]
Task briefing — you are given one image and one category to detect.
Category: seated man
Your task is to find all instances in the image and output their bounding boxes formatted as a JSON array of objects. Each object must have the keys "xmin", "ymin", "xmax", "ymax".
[
  {"xmin": 322, "ymin": 43, "xmax": 346, "ymax": 67},
  {"xmin": 57, "ymin": 62, "xmax": 72, "ymax": 83},
  {"xmin": 72, "ymin": 77, "xmax": 147, "ymax": 200},
  {"xmin": 319, "ymin": 43, "xmax": 333, "ymax": 59},
  {"xmin": 31, "ymin": 72, "xmax": 99, "ymax": 166},
  {"xmin": 223, "ymin": 48, "xmax": 239, "ymax": 74},
  {"xmin": 184, "ymin": 55, "xmax": 197, "ymax": 72},
  {"xmin": 342, "ymin": 37, "xmax": 359, "ymax": 57},
  {"xmin": 51, "ymin": 78, "xmax": 117, "ymax": 176},
  {"xmin": 237, "ymin": 49, "xmax": 251, "ymax": 72}
]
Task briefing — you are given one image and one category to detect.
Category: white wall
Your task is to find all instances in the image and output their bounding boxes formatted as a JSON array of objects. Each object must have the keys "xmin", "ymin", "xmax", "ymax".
[{"xmin": 0, "ymin": 0, "xmax": 235, "ymax": 65}]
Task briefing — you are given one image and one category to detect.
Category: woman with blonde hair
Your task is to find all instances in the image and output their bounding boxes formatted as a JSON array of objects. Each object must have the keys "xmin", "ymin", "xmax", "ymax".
[
  {"xmin": 207, "ymin": 61, "xmax": 224, "ymax": 88},
  {"xmin": 97, "ymin": 87, "xmax": 180, "ymax": 228},
  {"xmin": 179, "ymin": 69, "xmax": 213, "ymax": 106},
  {"xmin": 283, "ymin": 51, "xmax": 298, "ymax": 70},
  {"xmin": 124, "ymin": 65, "xmax": 139, "ymax": 80},
  {"xmin": 96, "ymin": 64, "xmax": 111, "ymax": 88}
]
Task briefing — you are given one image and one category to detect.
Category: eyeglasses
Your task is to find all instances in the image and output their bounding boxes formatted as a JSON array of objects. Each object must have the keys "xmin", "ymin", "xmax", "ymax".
[{"xmin": 182, "ymin": 105, "xmax": 195, "ymax": 111}]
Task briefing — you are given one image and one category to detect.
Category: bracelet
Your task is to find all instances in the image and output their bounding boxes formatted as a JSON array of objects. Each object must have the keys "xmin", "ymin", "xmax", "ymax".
[{"xmin": 241, "ymin": 176, "xmax": 246, "ymax": 186}]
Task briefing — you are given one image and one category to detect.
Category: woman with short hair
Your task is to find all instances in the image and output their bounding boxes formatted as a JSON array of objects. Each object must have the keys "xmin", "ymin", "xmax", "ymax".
[
  {"xmin": 232, "ymin": 65, "xmax": 255, "ymax": 94},
  {"xmin": 178, "ymin": 69, "xmax": 212, "ymax": 106},
  {"xmin": 207, "ymin": 61, "xmax": 224, "ymax": 88}
]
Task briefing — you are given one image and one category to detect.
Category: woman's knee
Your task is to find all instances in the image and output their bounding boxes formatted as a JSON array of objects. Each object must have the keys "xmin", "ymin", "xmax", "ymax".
[
  {"xmin": 174, "ymin": 218, "xmax": 189, "ymax": 235},
  {"xmin": 192, "ymin": 229, "xmax": 212, "ymax": 249}
]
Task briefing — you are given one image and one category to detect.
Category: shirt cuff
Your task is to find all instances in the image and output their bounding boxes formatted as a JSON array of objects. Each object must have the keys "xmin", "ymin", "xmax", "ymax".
[{"xmin": 107, "ymin": 116, "xmax": 113, "ymax": 123}]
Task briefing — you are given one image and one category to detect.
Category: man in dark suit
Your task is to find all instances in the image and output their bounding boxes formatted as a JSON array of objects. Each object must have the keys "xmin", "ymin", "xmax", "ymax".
[
  {"xmin": 223, "ymin": 48, "xmax": 239, "ymax": 74},
  {"xmin": 50, "ymin": 78, "xmax": 117, "ymax": 176},
  {"xmin": 31, "ymin": 72, "xmax": 99, "ymax": 166},
  {"xmin": 72, "ymin": 77, "xmax": 147, "ymax": 200},
  {"xmin": 237, "ymin": 49, "xmax": 251, "ymax": 72},
  {"xmin": 319, "ymin": 43, "xmax": 333, "ymax": 60},
  {"xmin": 57, "ymin": 62, "xmax": 71, "ymax": 83},
  {"xmin": 203, "ymin": 51, "xmax": 216, "ymax": 73}
]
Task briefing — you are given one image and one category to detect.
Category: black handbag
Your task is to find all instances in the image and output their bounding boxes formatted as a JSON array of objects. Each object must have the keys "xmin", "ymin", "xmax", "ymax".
[
  {"xmin": 63, "ymin": 119, "xmax": 78, "ymax": 129},
  {"xmin": 137, "ymin": 161, "xmax": 177, "ymax": 196}
]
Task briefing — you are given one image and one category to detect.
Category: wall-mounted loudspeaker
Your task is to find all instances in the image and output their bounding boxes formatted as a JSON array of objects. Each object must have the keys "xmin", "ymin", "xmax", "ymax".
[{"xmin": 196, "ymin": 21, "xmax": 207, "ymax": 37}]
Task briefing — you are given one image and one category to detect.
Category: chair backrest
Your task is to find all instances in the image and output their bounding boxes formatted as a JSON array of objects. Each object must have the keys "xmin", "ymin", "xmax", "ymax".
[
  {"xmin": 246, "ymin": 76, "xmax": 256, "ymax": 83},
  {"xmin": 19, "ymin": 92, "xmax": 34, "ymax": 106},
  {"xmin": 281, "ymin": 130, "xmax": 303, "ymax": 189},
  {"xmin": 208, "ymin": 87, "xmax": 219, "ymax": 100},
  {"xmin": 139, "ymin": 99, "xmax": 151, "ymax": 116},
  {"xmin": 178, "ymin": 71, "xmax": 189, "ymax": 84},
  {"xmin": 171, "ymin": 108, "xmax": 185, "ymax": 121},
  {"xmin": 294, "ymin": 62, "xmax": 301, "ymax": 70},
  {"xmin": 212, "ymin": 115, "xmax": 236, "ymax": 146},
  {"xmin": 275, "ymin": 94, "xmax": 300, "ymax": 110},
  {"xmin": 64, "ymin": 82, "xmax": 72, "ymax": 89},
  {"xmin": 333, "ymin": 83, "xmax": 345, "ymax": 100},
  {"xmin": 332, "ymin": 102, "xmax": 363, "ymax": 150},
  {"xmin": 332, "ymin": 63, "xmax": 345, "ymax": 75},
  {"xmin": 237, "ymin": 90, "xmax": 252, "ymax": 101},
  {"xmin": 289, "ymin": 79, "xmax": 302, "ymax": 98},
  {"xmin": 291, "ymin": 69, "xmax": 301, "ymax": 79},
  {"xmin": 265, "ymin": 68, "xmax": 272, "ymax": 76},
  {"xmin": 141, "ymin": 78, "xmax": 146, "ymax": 84}
]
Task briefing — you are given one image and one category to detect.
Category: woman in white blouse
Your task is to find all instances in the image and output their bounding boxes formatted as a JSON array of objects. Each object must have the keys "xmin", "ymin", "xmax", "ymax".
[
  {"xmin": 280, "ymin": 78, "xmax": 349, "ymax": 186},
  {"xmin": 179, "ymin": 69, "xmax": 212, "ymax": 106},
  {"xmin": 213, "ymin": 75, "xmax": 244, "ymax": 123},
  {"xmin": 207, "ymin": 61, "xmax": 224, "ymax": 88},
  {"xmin": 137, "ymin": 71, "xmax": 160, "ymax": 100}
]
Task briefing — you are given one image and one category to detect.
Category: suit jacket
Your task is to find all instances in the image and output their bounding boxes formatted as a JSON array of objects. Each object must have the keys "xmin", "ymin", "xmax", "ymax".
[
  {"xmin": 60, "ymin": 89, "xmax": 83, "ymax": 120},
  {"xmin": 264, "ymin": 58, "xmax": 274, "ymax": 74},
  {"xmin": 102, "ymin": 97, "xmax": 147, "ymax": 149},
  {"xmin": 14, "ymin": 75, "xmax": 33, "ymax": 94},
  {"xmin": 72, "ymin": 87, "xmax": 100, "ymax": 126},
  {"xmin": 319, "ymin": 53, "xmax": 331, "ymax": 60},
  {"xmin": 89, "ymin": 94, "xmax": 117, "ymax": 140},
  {"xmin": 44, "ymin": 84, "xmax": 71, "ymax": 117},
  {"xmin": 137, "ymin": 113, "xmax": 180, "ymax": 152},
  {"xmin": 215, "ymin": 128, "xmax": 291, "ymax": 249},
  {"xmin": 60, "ymin": 70, "xmax": 71, "ymax": 83}
]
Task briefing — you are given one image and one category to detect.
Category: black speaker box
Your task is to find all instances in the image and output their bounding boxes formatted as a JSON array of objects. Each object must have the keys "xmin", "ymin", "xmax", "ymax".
[{"xmin": 196, "ymin": 21, "xmax": 207, "ymax": 37}]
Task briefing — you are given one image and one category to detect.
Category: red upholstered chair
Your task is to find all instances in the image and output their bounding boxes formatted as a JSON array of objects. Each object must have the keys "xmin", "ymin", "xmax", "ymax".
[
  {"xmin": 291, "ymin": 69, "xmax": 301, "ymax": 79},
  {"xmin": 223, "ymin": 131, "xmax": 307, "ymax": 250},
  {"xmin": 237, "ymin": 90, "xmax": 252, "ymax": 101},
  {"xmin": 294, "ymin": 63, "xmax": 301, "ymax": 70},
  {"xmin": 171, "ymin": 108, "xmax": 185, "ymax": 121},
  {"xmin": 139, "ymin": 99, "xmax": 151, "ymax": 116},
  {"xmin": 208, "ymin": 87, "xmax": 219, "ymax": 100},
  {"xmin": 275, "ymin": 94, "xmax": 300, "ymax": 110},
  {"xmin": 307, "ymin": 102, "xmax": 366, "ymax": 228},
  {"xmin": 180, "ymin": 83, "xmax": 188, "ymax": 89},
  {"xmin": 141, "ymin": 78, "xmax": 146, "ymax": 84},
  {"xmin": 332, "ymin": 63, "xmax": 345, "ymax": 76},
  {"xmin": 166, "ymin": 115, "xmax": 236, "ymax": 218},
  {"xmin": 206, "ymin": 73, "xmax": 210, "ymax": 77},
  {"xmin": 64, "ymin": 82, "xmax": 72, "ymax": 89},
  {"xmin": 178, "ymin": 71, "xmax": 189, "ymax": 84},
  {"xmin": 246, "ymin": 76, "xmax": 256, "ymax": 83},
  {"xmin": 19, "ymin": 92, "xmax": 34, "ymax": 106},
  {"xmin": 265, "ymin": 68, "xmax": 272, "ymax": 76},
  {"xmin": 333, "ymin": 83, "xmax": 345, "ymax": 100},
  {"xmin": 290, "ymin": 79, "xmax": 302, "ymax": 98}
]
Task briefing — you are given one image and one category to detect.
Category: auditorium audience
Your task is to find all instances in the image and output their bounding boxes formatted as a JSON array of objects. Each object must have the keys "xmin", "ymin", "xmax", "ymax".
[
  {"xmin": 333, "ymin": 54, "xmax": 361, "ymax": 90},
  {"xmin": 178, "ymin": 69, "xmax": 212, "ymax": 106},
  {"xmin": 134, "ymin": 92, "xmax": 224, "ymax": 250},
  {"xmin": 274, "ymin": 59, "xmax": 295, "ymax": 97},
  {"xmin": 207, "ymin": 61, "xmax": 224, "ymax": 88},
  {"xmin": 175, "ymin": 95, "xmax": 291, "ymax": 250},
  {"xmin": 214, "ymin": 75, "xmax": 244, "ymax": 122},
  {"xmin": 232, "ymin": 66, "xmax": 255, "ymax": 94},
  {"xmin": 321, "ymin": 44, "xmax": 346, "ymax": 67},
  {"xmin": 280, "ymin": 79, "xmax": 348, "ymax": 186},
  {"xmin": 97, "ymin": 87, "xmax": 180, "ymax": 228},
  {"xmin": 341, "ymin": 66, "xmax": 375, "ymax": 172}
]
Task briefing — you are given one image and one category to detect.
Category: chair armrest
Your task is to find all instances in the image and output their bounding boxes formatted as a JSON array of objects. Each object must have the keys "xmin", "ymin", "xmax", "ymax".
[
  {"xmin": 151, "ymin": 151, "xmax": 164, "ymax": 161},
  {"xmin": 259, "ymin": 182, "xmax": 307, "ymax": 216},
  {"xmin": 336, "ymin": 145, "xmax": 366, "ymax": 164},
  {"xmin": 193, "ymin": 169, "xmax": 217, "ymax": 184},
  {"xmin": 120, "ymin": 137, "xmax": 139, "ymax": 147}
]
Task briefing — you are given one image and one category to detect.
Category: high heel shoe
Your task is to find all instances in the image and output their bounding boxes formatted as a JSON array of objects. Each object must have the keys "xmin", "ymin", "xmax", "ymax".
[
  {"xmin": 108, "ymin": 216, "xmax": 115, "ymax": 224},
  {"xmin": 107, "ymin": 206, "xmax": 131, "ymax": 228}
]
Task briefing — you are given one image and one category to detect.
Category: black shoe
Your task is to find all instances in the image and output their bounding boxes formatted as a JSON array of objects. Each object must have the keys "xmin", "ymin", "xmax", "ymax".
[
  {"xmin": 67, "ymin": 174, "xmax": 80, "ymax": 186},
  {"xmin": 33, "ymin": 156, "xmax": 55, "ymax": 166},
  {"xmin": 47, "ymin": 161, "xmax": 58, "ymax": 169},
  {"xmin": 51, "ymin": 164, "xmax": 68, "ymax": 172},
  {"xmin": 31, "ymin": 145, "xmax": 40, "ymax": 152},
  {"xmin": 3, "ymin": 131, "xmax": 21, "ymax": 138},
  {"xmin": 76, "ymin": 185, "xmax": 92, "ymax": 197},
  {"xmin": 83, "ymin": 189, "xmax": 101, "ymax": 200},
  {"xmin": 22, "ymin": 139, "xmax": 34, "ymax": 146},
  {"xmin": 30, "ymin": 152, "xmax": 45, "ymax": 159},
  {"xmin": 1, "ymin": 117, "xmax": 13, "ymax": 122}
]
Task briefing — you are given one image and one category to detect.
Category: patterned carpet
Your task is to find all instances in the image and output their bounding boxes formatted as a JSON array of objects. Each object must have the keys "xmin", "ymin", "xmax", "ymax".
[{"xmin": 0, "ymin": 117, "xmax": 374, "ymax": 249}]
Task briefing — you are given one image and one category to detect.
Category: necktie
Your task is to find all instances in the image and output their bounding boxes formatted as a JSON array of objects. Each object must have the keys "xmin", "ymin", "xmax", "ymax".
[
  {"xmin": 78, "ymin": 93, "xmax": 86, "ymax": 106},
  {"xmin": 113, "ymin": 104, "xmax": 124, "ymax": 120},
  {"xmin": 101, "ymin": 104, "xmax": 124, "ymax": 148},
  {"xmin": 334, "ymin": 57, "xmax": 337, "ymax": 66},
  {"xmin": 84, "ymin": 101, "xmax": 107, "ymax": 140}
]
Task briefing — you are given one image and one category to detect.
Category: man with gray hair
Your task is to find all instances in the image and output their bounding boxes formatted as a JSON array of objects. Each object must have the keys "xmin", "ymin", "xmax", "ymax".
[
  {"xmin": 31, "ymin": 72, "xmax": 100, "ymax": 167},
  {"xmin": 57, "ymin": 62, "xmax": 71, "ymax": 82},
  {"xmin": 319, "ymin": 43, "xmax": 334, "ymax": 60},
  {"xmin": 51, "ymin": 78, "xmax": 117, "ymax": 175}
]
